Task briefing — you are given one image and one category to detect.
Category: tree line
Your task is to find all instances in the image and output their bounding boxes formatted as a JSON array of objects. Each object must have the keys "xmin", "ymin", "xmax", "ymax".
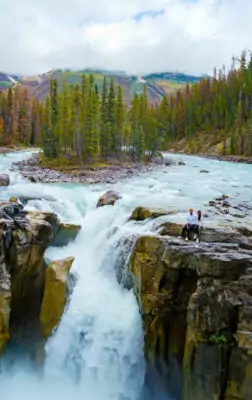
[
  {"xmin": 42, "ymin": 52, "xmax": 252, "ymax": 160},
  {"xmin": 0, "ymin": 86, "xmax": 42, "ymax": 146},
  {"xmin": 158, "ymin": 51, "xmax": 252, "ymax": 155},
  {"xmin": 1, "ymin": 51, "xmax": 252, "ymax": 158}
]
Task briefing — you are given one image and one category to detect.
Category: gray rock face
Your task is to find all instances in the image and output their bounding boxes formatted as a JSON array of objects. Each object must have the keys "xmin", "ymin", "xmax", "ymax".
[
  {"xmin": 158, "ymin": 222, "xmax": 252, "ymax": 250},
  {"xmin": 0, "ymin": 174, "xmax": 10, "ymax": 186},
  {"xmin": 0, "ymin": 202, "xmax": 56, "ymax": 355},
  {"xmin": 126, "ymin": 219, "xmax": 252, "ymax": 400},
  {"xmin": 0, "ymin": 201, "xmax": 80, "ymax": 360}
]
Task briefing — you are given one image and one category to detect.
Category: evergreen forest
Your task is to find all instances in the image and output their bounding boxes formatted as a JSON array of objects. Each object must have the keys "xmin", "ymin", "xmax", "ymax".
[{"xmin": 1, "ymin": 51, "xmax": 252, "ymax": 161}]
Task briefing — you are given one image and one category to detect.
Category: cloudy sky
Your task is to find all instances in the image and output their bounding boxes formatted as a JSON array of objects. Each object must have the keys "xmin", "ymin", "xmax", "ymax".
[{"xmin": 0, "ymin": 0, "xmax": 251, "ymax": 76}]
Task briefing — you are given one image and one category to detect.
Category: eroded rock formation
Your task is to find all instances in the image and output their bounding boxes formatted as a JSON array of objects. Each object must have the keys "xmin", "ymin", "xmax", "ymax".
[
  {"xmin": 0, "ymin": 202, "xmax": 55, "ymax": 354},
  {"xmin": 0, "ymin": 201, "xmax": 76, "ymax": 357},
  {"xmin": 127, "ymin": 211, "xmax": 252, "ymax": 400}
]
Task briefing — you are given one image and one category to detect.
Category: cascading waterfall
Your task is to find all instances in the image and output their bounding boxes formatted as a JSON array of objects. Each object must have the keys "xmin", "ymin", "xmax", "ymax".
[
  {"xmin": 0, "ymin": 150, "xmax": 252, "ymax": 400},
  {"xmin": 43, "ymin": 206, "xmax": 146, "ymax": 400}
]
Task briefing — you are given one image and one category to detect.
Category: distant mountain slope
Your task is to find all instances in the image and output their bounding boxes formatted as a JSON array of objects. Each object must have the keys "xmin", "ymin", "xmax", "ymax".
[
  {"xmin": 0, "ymin": 73, "xmax": 17, "ymax": 89},
  {"xmin": 0, "ymin": 69, "xmax": 203, "ymax": 103}
]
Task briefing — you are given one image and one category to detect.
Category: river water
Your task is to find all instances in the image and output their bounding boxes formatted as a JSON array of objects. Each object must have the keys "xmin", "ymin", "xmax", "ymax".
[{"xmin": 0, "ymin": 151, "xmax": 251, "ymax": 400}]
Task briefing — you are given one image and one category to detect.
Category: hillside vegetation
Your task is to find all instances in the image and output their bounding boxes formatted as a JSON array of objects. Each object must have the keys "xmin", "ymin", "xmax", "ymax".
[
  {"xmin": 161, "ymin": 51, "xmax": 252, "ymax": 157},
  {"xmin": 0, "ymin": 85, "xmax": 42, "ymax": 147},
  {"xmin": 0, "ymin": 69, "xmax": 202, "ymax": 104}
]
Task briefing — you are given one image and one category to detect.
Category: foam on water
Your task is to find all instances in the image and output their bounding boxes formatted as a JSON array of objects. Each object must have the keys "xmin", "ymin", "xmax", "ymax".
[{"xmin": 0, "ymin": 151, "xmax": 252, "ymax": 400}]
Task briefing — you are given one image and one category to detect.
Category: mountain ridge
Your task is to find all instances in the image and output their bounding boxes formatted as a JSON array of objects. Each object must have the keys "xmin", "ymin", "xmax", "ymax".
[{"xmin": 0, "ymin": 69, "xmax": 204, "ymax": 103}]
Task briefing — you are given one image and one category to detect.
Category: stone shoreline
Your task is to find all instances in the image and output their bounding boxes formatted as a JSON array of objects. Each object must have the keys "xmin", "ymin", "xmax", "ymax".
[{"xmin": 12, "ymin": 154, "xmax": 167, "ymax": 184}]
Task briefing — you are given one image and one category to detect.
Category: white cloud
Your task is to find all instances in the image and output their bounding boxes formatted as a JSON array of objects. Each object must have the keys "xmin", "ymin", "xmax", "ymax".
[{"xmin": 0, "ymin": 0, "xmax": 251, "ymax": 75}]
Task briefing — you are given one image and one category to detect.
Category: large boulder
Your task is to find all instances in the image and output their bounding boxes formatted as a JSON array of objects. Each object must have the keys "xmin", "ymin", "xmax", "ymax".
[
  {"xmin": 39, "ymin": 257, "xmax": 74, "ymax": 339},
  {"xmin": 157, "ymin": 221, "xmax": 182, "ymax": 236},
  {"xmin": 128, "ymin": 232, "xmax": 252, "ymax": 400},
  {"xmin": 9, "ymin": 196, "xmax": 18, "ymax": 203},
  {"xmin": 129, "ymin": 207, "xmax": 175, "ymax": 221},
  {"xmin": 97, "ymin": 190, "xmax": 121, "ymax": 207},
  {"xmin": 26, "ymin": 210, "xmax": 60, "ymax": 238},
  {"xmin": 0, "ymin": 174, "xmax": 10, "ymax": 186},
  {"xmin": 0, "ymin": 201, "xmax": 24, "ymax": 220},
  {"xmin": 52, "ymin": 223, "xmax": 81, "ymax": 247}
]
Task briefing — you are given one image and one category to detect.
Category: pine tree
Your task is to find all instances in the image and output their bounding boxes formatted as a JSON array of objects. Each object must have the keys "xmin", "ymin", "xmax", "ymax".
[
  {"xmin": 48, "ymin": 78, "xmax": 59, "ymax": 156},
  {"xmin": 100, "ymin": 76, "xmax": 108, "ymax": 160},
  {"xmin": 115, "ymin": 85, "xmax": 125, "ymax": 157},
  {"xmin": 107, "ymin": 78, "xmax": 116, "ymax": 155}
]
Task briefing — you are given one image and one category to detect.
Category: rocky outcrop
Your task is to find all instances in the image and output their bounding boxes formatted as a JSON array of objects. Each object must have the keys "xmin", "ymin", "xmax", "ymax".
[
  {"xmin": 183, "ymin": 273, "xmax": 252, "ymax": 400},
  {"xmin": 25, "ymin": 210, "xmax": 60, "ymax": 236},
  {"xmin": 158, "ymin": 222, "xmax": 252, "ymax": 249},
  {"xmin": 130, "ymin": 207, "xmax": 175, "ymax": 221},
  {"xmin": 0, "ymin": 201, "xmax": 64, "ymax": 356},
  {"xmin": 97, "ymin": 190, "xmax": 121, "ymax": 207},
  {"xmin": 53, "ymin": 223, "xmax": 81, "ymax": 247},
  {"xmin": 7, "ymin": 207, "xmax": 54, "ymax": 339},
  {"xmin": 0, "ymin": 174, "xmax": 10, "ymax": 186},
  {"xmin": 40, "ymin": 257, "xmax": 74, "ymax": 339},
  {"xmin": 128, "ymin": 227, "xmax": 252, "ymax": 400}
]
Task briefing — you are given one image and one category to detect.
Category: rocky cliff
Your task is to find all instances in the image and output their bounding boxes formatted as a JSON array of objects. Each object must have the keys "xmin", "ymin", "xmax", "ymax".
[
  {"xmin": 0, "ymin": 200, "xmax": 77, "ymax": 357},
  {"xmin": 127, "ymin": 210, "xmax": 252, "ymax": 400}
]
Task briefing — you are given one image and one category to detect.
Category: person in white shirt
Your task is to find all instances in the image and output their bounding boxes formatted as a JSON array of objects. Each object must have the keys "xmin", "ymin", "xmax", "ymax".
[{"xmin": 180, "ymin": 208, "xmax": 197, "ymax": 240}]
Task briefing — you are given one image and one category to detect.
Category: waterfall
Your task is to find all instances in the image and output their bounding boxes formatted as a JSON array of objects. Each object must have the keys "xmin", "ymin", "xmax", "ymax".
[
  {"xmin": 43, "ymin": 206, "xmax": 146, "ymax": 400},
  {"xmin": 0, "ymin": 150, "xmax": 251, "ymax": 400}
]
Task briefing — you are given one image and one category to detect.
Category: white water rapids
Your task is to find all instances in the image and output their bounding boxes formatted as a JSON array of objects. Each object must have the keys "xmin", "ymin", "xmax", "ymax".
[{"xmin": 0, "ymin": 150, "xmax": 251, "ymax": 400}]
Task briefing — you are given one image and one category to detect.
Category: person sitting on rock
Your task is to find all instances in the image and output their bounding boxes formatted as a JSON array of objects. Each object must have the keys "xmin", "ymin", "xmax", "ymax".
[
  {"xmin": 180, "ymin": 208, "xmax": 197, "ymax": 240},
  {"xmin": 193, "ymin": 210, "xmax": 203, "ymax": 243}
]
